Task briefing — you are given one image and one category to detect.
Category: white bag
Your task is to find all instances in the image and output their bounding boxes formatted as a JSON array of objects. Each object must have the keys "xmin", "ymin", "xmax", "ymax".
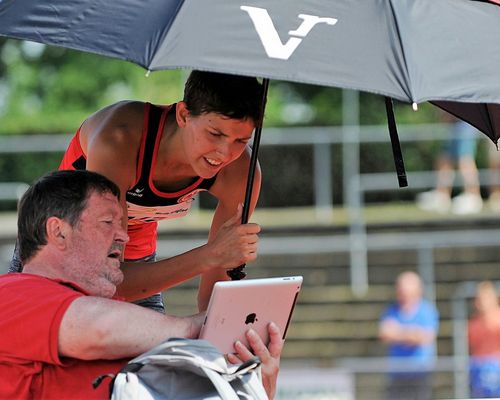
[{"xmin": 95, "ymin": 338, "xmax": 268, "ymax": 400}]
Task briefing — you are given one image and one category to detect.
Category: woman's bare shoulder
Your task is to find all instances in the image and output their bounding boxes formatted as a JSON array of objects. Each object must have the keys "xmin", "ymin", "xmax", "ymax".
[{"xmin": 81, "ymin": 101, "xmax": 147, "ymax": 148}]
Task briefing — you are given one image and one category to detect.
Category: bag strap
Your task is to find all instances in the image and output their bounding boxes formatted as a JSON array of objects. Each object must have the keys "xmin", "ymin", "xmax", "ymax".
[
  {"xmin": 200, "ymin": 366, "xmax": 241, "ymax": 400},
  {"xmin": 234, "ymin": 369, "xmax": 268, "ymax": 400},
  {"xmin": 229, "ymin": 357, "xmax": 268, "ymax": 400},
  {"xmin": 233, "ymin": 357, "xmax": 261, "ymax": 376},
  {"xmin": 201, "ymin": 358, "xmax": 266, "ymax": 400},
  {"xmin": 93, "ymin": 363, "xmax": 144, "ymax": 398}
]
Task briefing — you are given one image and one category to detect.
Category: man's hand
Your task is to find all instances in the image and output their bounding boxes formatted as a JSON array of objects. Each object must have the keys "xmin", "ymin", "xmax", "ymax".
[
  {"xmin": 204, "ymin": 204, "xmax": 261, "ymax": 270},
  {"xmin": 227, "ymin": 322, "xmax": 282, "ymax": 400}
]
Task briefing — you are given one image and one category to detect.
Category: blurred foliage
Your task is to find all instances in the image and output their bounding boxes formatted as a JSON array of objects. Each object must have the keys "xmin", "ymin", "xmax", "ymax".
[
  {"xmin": 0, "ymin": 38, "xmax": 442, "ymax": 135},
  {"xmin": 0, "ymin": 39, "xmax": 493, "ymax": 210},
  {"xmin": 0, "ymin": 38, "xmax": 184, "ymax": 134}
]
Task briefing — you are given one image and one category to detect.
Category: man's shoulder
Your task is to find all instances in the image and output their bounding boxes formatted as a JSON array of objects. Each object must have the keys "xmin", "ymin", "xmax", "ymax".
[
  {"xmin": 0, "ymin": 273, "xmax": 87, "ymax": 295},
  {"xmin": 380, "ymin": 302, "xmax": 399, "ymax": 319},
  {"xmin": 0, "ymin": 272, "xmax": 42, "ymax": 287},
  {"xmin": 416, "ymin": 299, "xmax": 439, "ymax": 329},
  {"xmin": 419, "ymin": 299, "xmax": 438, "ymax": 314},
  {"xmin": 384, "ymin": 302, "xmax": 399, "ymax": 313}
]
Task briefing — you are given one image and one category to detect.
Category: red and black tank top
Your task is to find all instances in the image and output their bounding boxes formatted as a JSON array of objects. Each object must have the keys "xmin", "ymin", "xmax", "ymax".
[{"xmin": 59, "ymin": 102, "xmax": 217, "ymax": 259}]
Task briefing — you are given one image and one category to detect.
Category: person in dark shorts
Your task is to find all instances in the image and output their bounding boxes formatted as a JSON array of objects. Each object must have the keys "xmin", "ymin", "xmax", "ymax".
[{"xmin": 416, "ymin": 116, "xmax": 482, "ymax": 215}]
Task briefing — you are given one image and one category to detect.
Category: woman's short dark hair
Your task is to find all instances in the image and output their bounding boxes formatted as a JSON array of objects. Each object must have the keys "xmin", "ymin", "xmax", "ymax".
[
  {"xmin": 17, "ymin": 170, "xmax": 120, "ymax": 263},
  {"xmin": 183, "ymin": 70, "xmax": 264, "ymax": 125}
]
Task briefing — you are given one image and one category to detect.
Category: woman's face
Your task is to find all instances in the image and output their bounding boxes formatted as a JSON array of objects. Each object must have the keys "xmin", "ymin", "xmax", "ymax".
[{"xmin": 181, "ymin": 108, "xmax": 256, "ymax": 178}]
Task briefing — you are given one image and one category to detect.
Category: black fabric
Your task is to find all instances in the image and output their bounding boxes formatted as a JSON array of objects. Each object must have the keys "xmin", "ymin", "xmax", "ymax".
[
  {"xmin": 125, "ymin": 103, "xmax": 217, "ymax": 208},
  {"xmin": 1, "ymin": 0, "xmax": 500, "ymax": 143},
  {"xmin": 385, "ymin": 97, "xmax": 408, "ymax": 188},
  {"xmin": 72, "ymin": 155, "xmax": 87, "ymax": 170}
]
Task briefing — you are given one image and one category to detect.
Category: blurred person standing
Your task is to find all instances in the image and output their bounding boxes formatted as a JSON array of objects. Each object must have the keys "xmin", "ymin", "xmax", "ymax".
[
  {"xmin": 379, "ymin": 271, "xmax": 439, "ymax": 400},
  {"xmin": 416, "ymin": 116, "xmax": 482, "ymax": 215},
  {"xmin": 468, "ymin": 281, "xmax": 500, "ymax": 398}
]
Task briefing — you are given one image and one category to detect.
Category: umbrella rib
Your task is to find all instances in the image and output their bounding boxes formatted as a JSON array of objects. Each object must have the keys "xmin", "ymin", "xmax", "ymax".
[
  {"xmin": 386, "ymin": 0, "xmax": 414, "ymax": 102},
  {"xmin": 484, "ymin": 103, "xmax": 498, "ymax": 146},
  {"xmin": 148, "ymin": 0, "xmax": 186, "ymax": 69}
]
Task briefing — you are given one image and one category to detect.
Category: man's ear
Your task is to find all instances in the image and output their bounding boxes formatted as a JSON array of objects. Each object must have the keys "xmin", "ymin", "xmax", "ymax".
[
  {"xmin": 176, "ymin": 101, "xmax": 189, "ymax": 128},
  {"xmin": 46, "ymin": 217, "xmax": 69, "ymax": 249}
]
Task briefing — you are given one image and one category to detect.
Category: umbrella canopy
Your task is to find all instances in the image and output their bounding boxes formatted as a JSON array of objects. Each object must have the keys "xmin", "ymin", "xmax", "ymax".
[
  {"xmin": 2, "ymin": 0, "xmax": 500, "ymax": 278},
  {"xmin": 1, "ymin": 0, "xmax": 500, "ymax": 142}
]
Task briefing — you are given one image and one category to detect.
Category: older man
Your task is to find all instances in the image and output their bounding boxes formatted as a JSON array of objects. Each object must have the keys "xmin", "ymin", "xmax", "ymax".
[
  {"xmin": 378, "ymin": 271, "xmax": 439, "ymax": 400},
  {"xmin": 0, "ymin": 170, "xmax": 281, "ymax": 399}
]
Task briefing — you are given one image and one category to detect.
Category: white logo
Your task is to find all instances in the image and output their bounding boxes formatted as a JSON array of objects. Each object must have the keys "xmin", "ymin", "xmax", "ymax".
[
  {"xmin": 128, "ymin": 188, "xmax": 145, "ymax": 197},
  {"xmin": 241, "ymin": 6, "xmax": 338, "ymax": 60}
]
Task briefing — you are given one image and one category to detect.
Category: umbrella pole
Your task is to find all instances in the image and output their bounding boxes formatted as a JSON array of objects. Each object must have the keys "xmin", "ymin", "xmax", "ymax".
[
  {"xmin": 385, "ymin": 97, "xmax": 408, "ymax": 188},
  {"xmin": 227, "ymin": 78, "xmax": 270, "ymax": 280}
]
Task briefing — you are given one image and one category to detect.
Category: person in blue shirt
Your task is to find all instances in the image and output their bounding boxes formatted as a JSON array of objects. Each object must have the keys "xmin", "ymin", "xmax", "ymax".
[{"xmin": 379, "ymin": 271, "xmax": 439, "ymax": 400}]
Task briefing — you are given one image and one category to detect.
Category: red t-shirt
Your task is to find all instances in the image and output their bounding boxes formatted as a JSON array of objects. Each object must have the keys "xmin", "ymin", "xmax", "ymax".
[
  {"xmin": 0, "ymin": 273, "xmax": 127, "ymax": 400},
  {"xmin": 469, "ymin": 314, "xmax": 500, "ymax": 357}
]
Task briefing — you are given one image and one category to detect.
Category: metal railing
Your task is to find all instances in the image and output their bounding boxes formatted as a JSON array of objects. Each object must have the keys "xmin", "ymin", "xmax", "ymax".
[
  {"xmin": 1, "ymin": 87, "xmax": 498, "ymax": 398},
  {"xmin": 0, "ymin": 123, "xmax": 495, "ymax": 296},
  {"xmin": 0, "ymin": 143, "xmax": 497, "ymax": 398},
  {"xmin": 0, "ymin": 121, "xmax": 458, "ymax": 206}
]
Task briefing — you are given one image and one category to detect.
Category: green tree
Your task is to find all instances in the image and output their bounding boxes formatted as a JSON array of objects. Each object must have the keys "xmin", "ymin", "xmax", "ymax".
[{"xmin": 0, "ymin": 39, "xmax": 185, "ymax": 135}]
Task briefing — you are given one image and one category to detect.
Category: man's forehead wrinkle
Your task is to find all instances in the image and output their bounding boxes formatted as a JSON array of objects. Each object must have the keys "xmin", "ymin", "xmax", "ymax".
[{"xmin": 81, "ymin": 193, "xmax": 121, "ymax": 220}]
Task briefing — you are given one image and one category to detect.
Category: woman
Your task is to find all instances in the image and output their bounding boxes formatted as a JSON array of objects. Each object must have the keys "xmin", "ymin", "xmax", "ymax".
[{"xmin": 11, "ymin": 71, "xmax": 264, "ymax": 313}]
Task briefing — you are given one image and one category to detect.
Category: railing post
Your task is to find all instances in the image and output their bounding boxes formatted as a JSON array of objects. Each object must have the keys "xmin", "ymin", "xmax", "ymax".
[
  {"xmin": 452, "ymin": 283, "xmax": 472, "ymax": 399},
  {"xmin": 313, "ymin": 132, "xmax": 333, "ymax": 222},
  {"xmin": 348, "ymin": 176, "xmax": 368, "ymax": 297},
  {"xmin": 342, "ymin": 90, "xmax": 367, "ymax": 296},
  {"xmin": 342, "ymin": 90, "xmax": 360, "ymax": 208},
  {"xmin": 417, "ymin": 245, "xmax": 435, "ymax": 304}
]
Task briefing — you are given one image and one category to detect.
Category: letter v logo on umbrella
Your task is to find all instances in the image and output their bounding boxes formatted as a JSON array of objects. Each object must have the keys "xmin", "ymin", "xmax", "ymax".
[{"xmin": 241, "ymin": 6, "xmax": 338, "ymax": 60}]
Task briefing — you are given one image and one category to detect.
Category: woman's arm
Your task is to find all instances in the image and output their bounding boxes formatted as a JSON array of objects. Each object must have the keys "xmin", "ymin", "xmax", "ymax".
[
  {"xmin": 117, "ymin": 206, "xmax": 260, "ymax": 300},
  {"xmin": 198, "ymin": 147, "xmax": 262, "ymax": 311}
]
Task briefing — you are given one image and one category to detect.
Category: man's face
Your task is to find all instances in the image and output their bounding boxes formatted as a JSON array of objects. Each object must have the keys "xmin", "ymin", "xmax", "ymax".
[
  {"xmin": 64, "ymin": 191, "xmax": 128, "ymax": 298},
  {"xmin": 475, "ymin": 286, "xmax": 499, "ymax": 313},
  {"xmin": 396, "ymin": 273, "xmax": 422, "ymax": 308},
  {"xmin": 182, "ymin": 111, "xmax": 255, "ymax": 179}
]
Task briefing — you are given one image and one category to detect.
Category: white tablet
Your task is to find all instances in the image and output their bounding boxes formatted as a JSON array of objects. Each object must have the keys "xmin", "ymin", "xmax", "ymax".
[{"xmin": 199, "ymin": 276, "xmax": 303, "ymax": 354}]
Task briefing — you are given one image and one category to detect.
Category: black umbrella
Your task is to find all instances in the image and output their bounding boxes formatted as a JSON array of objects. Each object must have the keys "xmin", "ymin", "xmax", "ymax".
[
  {"xmin": 1, "ymin": 0, "xmax": 500, "ymax": 277},
  {"xmin": 1, "ymin": 0, "xmax": 499, "ymax": 139}
]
